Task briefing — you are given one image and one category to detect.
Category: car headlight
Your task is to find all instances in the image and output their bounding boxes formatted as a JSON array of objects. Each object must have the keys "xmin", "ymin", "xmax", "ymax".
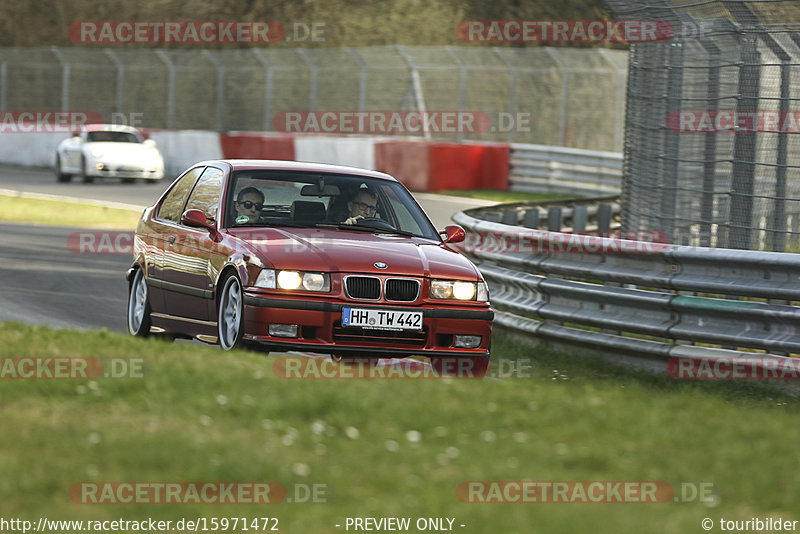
[
  {"xmin": 90, "ymin": 148, "xmax": 104, "ymax": 158},
  {"xmin": 253, "ymin": 269, "xmax": 330, "ymax": 292},
  {"xmin": 430, "ymin": 280, "xmax": 488, "ymax": 301}
]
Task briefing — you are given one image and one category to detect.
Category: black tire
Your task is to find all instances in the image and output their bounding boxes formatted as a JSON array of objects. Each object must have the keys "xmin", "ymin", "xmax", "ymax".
[
  {"xmin": 218, "ymin": 273, "xmax": 245, "ymax": 350},
  {"xmin": 55, "ymin": 155, "xmax": 71, "ymax": 183},
  {"xmin": 127, "ymin": 268, "xmax": 151, "ymax": 338},
  {"xmin": 80, "ymin": 156, "xmax": 94, "ymax": 183},
  {"xmin": 122, "ymin": 178, "xmax": 136, "ymax": 184}
]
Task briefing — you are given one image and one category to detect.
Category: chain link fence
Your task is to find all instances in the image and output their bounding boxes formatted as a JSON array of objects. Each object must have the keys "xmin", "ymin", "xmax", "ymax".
[
  {"xmin": 603, "ymin": 0, "xmax": 800, "ymax": 252},
  {"xmin": 0, "ymin": 45, "xmax": 627, "ymax": 151}
]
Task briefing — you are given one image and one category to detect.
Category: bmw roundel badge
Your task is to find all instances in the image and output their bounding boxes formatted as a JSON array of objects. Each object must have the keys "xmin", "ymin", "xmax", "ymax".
[{"xmin": 374, "ymin": 262, "xmax": 388, "ymax": 269}]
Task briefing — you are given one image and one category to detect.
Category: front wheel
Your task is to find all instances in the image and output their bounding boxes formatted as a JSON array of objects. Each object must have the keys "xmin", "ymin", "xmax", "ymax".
[
  {"xmin": 55, "ymin": 155, "xmax": 71, "ymax": 183},
  {"xmin": 218, "ymin": 274, "xmax": 244, "ymax": 350},
  {"xmin": 80, "ymin": 156, "xmax": 94, "ymax": 183},
  {"xmin": 127, "ymin": 268, "xmax": 151, "ymax": 337}
]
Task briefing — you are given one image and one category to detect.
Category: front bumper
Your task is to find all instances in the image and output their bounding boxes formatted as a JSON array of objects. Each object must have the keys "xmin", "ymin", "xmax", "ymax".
[
  {"xmin": 242, "ymin": 295, "xmax": 492, "ymax": 358},
  {"xmin": 87, "ymin": 165, "xmax": 164, "ymax": 180}
]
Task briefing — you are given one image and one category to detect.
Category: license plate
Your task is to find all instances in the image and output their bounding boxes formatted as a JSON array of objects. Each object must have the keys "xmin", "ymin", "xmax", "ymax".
[{"xmin": 342, "ymin": 308, "xmax": 423, "ymax": 331}]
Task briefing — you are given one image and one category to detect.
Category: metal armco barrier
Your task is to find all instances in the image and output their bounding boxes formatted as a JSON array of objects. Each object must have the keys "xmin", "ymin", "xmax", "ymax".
[
  {"xmin": 453, "ymin": 205, "xmax": 800, "ymax": 377},
  {"xmin": 509, "ymin": 143, "xmax": 623, "ymax": 196}
]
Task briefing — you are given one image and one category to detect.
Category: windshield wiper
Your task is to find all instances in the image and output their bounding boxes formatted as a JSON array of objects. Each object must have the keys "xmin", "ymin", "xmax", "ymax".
[{"xmin": 313, "ymin": 223, "xmax": 417, "ymax": 237}]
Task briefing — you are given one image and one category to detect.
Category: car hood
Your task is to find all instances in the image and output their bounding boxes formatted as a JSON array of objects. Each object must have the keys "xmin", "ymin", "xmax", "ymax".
[
  {"xmin": 229, "ymin": 227, "xmax": 481, "ymax": 280},
  {"xmin": 84, "ymin": 142, "xmax": 161, "ymax": 160}
]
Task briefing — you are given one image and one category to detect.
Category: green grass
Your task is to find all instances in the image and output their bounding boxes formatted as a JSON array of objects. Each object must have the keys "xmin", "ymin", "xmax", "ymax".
[
  {"xmin": 0, "ymin": 194, "xmax": 141, "ymax": 230},
  {"xmin": 439, "ymin": 189, "xmax": 576, "ymax": 203},
  {"xmin": 2, "ymin": 322, "xmax": 800, "ymax": 532}
]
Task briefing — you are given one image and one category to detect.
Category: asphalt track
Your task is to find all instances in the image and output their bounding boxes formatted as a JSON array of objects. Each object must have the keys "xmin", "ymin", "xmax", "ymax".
[{"xmin": 0, "ymin": 164, "xmax": 495, "ymax": 334}]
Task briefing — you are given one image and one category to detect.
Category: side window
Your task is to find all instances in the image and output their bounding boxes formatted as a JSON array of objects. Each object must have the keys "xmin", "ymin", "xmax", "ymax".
[
  {"xmin": 157, "ymin": 167, "xmax": 204, "ymax": 223},
  {"xmin": 185, "ymin": 167, "xmax": 224, "ymax": 219}
]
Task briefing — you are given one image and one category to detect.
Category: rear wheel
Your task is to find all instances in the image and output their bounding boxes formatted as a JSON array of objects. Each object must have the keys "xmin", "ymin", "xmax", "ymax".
[
  {"xmin": 55, "ymin": 155, "xmax": 71, "ymax": 183},
  {"xmin": 218, "ymin": 273, "xmax": 244, "ymax": 350},
  {"xmin": 127, "ymin": 268, "xmax": 151, "ymax": 337}
]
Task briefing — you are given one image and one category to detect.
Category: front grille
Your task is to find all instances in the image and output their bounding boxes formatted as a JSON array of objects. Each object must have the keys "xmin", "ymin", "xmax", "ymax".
[
  {"xmin": 345, "ymin": 276, "xmax": 381, "ymax": 300},
  {"xmin": 333, "ymin": 322, "xmax": 428, "ymax": 347},
  {"xmin": 385, "ymin": 278, "xmax": 420, "ymax": 302}
]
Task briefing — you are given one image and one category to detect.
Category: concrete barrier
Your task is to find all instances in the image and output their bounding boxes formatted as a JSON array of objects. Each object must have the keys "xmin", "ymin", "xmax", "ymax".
[
  {"xmin": 374, "ymin": 139, "xmax": 431, "ymax": 191},
  {"xmin": 0, "ymin": 132, "xmax": 69, "ymax": 167},
  {"xmin": 145, "ymin": 130, "xmax": 223, "ymax": 178},
  {"xmin": 294, "ymin": 136, "xmax": 375, "ymax": 170},
  {"xmin": 220, "ymin": 132, "xmax": 296, "ymax": 161}
]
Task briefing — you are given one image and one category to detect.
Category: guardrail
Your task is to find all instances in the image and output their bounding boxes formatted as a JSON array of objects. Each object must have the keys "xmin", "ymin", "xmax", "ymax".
[
  {"xmin": 509, "ymin": 143, "xmax": 622, "ymax": 196},
  {"xmin": 454, "ymin": 202, "xmax": 800, "ymax": 380}
]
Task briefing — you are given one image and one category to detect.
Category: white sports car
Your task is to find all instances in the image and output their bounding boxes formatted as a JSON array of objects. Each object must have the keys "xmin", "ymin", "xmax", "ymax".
[{"xmin": 55, "ymin": 124, "xmax": 165, "ymax": 183}]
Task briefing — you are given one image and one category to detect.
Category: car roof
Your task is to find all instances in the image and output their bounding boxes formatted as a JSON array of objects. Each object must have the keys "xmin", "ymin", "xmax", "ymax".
[
  {"xmin": 82, "ymin": 123, "xmax": 142, "ymax": 134},
  {"xmin": 200, "ymin": 159, "xmax": 398, "ymax": 182}
]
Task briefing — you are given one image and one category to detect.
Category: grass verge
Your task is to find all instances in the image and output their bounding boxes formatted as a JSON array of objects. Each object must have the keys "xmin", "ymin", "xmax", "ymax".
[
  {"xmin": 0, "ymin": 194, "xmax": 141, "ymax": 229},
  {"xmin": 2, "ymin": 322, "xmax": 799, "ymax": 532}
]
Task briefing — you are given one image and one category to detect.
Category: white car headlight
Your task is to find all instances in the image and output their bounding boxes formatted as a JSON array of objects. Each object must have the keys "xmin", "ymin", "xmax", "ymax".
[
  {"xmin": 90, "ymin": 148, "xmax": 104, "ymax": 158},
  {"xmin": 277, "ymin": 270, "xmax": 302, "ymax": 290},
  {"xmin": 430, "ymin": 280, "xmax": 480, "ymax": 301},
  {"xmin": 254, "ymin": 269, "xmax": 330, "ymax": 292}
]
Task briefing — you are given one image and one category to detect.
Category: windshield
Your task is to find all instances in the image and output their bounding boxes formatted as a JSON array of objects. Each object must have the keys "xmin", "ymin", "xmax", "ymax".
[
  {"xmin": 87, "ymin": 131, "xmax": 142, "ymax": 143},
  {"xmin": 225, "ymin": 170, "xmax": 439, "ymax": 239}
]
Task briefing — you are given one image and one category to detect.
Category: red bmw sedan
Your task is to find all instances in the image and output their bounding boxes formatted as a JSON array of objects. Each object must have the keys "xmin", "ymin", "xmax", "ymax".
[{"xmin": 126, "ymin": 160, "xmax": 492, "ymax": 375}]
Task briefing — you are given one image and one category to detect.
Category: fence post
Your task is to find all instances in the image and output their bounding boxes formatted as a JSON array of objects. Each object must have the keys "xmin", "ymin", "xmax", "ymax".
[
  {"xmin": 523, "ymin": 209, "xmax": 540, "ymax": 229},
  {"xmin": 494, "ymin": 47, "xmax": 518, "ymax": 143},
  {"xmin": 547, "ymin": 207, "xmax": 562, "ymax": 231},
  {"xmin": 545, "ymin": 48, "xmax": 569, "ymax": 147},
  {"xmin": 203, "ymin": 50, "xmax": 224, "ymax": 132},
  {"xmin": 296, "ymin": 49, "xmax": 317, "ymax": 112},
  {"xmin": 572, "ymin": 205, "xmax": 588, "ymax": 233},
  {"xmin": 727, "ymin": 31, "xmax": 760, "ymax": 250},
  {"xmin": 251, "ymin": 49, "xmax": 273, "ymax": 131},
  {"xmin": 395, "ymin": 45, "xmax": 430, "ymax": 140},
  {"xmin": 0, "ymin": 56, "xmax": 6, "ymax": 114},
  {"xmin": 155, "ymin": 50, "xmax": 175, "ymax": 129},
  {"xmin": 445, "ymin": 46, "xmax": 468, "ymax": 143},
  {"xmin": 347, "ymin": 48, "xmax": 367, "ymax": 112},
  {"xmin": 598, "ymin": 48, "xmax": 626, "ymax": 153},
  {"xmin": 597, "ymin": 204, "xmax": 612, "ymax": 233},
  {"xmin": 50, "ymin": 47, "xmax": 70, "ymax": 112},
  {"xmin": 103, "ymin": 50, "xmax": 124, "ymax": 117}
]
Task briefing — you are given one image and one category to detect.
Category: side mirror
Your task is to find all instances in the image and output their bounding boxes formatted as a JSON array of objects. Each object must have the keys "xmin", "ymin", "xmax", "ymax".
[
  {"xmin": 181, "ymin": 209, "xmax": 215, "ymax": 231},
  {"xmin": 440, "ymin": 225, "xmax": 466, "ymax": 244}
]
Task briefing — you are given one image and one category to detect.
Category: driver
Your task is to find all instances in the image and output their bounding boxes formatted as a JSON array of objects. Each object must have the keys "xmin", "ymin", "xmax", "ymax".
[
  {"xmin": 234, "ymin": 187, "xmax": 265, "ymax": 224},
  {"xmin": 342, "ymin": 188, "xmax": 378, "ymax": 225}
]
